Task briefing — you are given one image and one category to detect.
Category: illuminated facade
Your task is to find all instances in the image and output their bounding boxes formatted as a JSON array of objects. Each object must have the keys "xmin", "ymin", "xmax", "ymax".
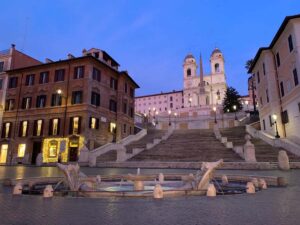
[{"xmin": 0, "ymin": 48, "xmax": 139, "ymax": 165}]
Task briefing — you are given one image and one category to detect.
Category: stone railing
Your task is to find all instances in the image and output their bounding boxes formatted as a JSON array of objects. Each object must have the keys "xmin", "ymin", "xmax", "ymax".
[
  {"xmin": 118, "ymin": 129, "xmax": 147, "ymax": 146},
  {"xmin": 246, "ymin": 123, "xmax": 300, "ymax": 156}
]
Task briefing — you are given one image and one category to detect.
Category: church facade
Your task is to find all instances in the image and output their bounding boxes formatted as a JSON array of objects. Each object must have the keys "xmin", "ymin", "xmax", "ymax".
[{"xmin": 135, "ymin": 48, "xmax": 227, "ymax": 115}]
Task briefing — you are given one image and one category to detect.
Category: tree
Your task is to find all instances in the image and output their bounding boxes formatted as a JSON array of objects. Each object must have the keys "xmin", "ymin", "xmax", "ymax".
[
  {"xmin": 245, "ymin": 59, "xmax": 254, "ymax": 72},
  {"xmin": 223, "ymin": 87, "xmax": 243, "ymax": 113}
]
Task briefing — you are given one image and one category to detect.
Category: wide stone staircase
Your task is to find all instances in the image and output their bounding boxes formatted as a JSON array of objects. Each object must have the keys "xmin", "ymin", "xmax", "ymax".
[
  {"xmin": 220, "ymin": 126, "xmax": 300, "ymax": 162},
  {"xmin": 129, "ymin": 129, "xmax": 243, "ymax": 162}
]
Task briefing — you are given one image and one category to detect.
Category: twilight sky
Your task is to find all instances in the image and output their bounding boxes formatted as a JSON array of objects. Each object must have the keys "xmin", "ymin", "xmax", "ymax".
[{"xmin": 1, "ymin": 0, "xmax": 299, "ymax": 96}]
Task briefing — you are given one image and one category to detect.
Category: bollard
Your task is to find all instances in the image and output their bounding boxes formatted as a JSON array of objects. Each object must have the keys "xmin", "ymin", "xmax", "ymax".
[
  {"xmin": 246, "ymin": 182, "xmax": 255, "ymax": 194},
  {"xmin": 13, "ymin": 183, "xmax": 23, "ymax": 195},
  {"xmin": 153, "ymin": 184, "xmax": 163, "ymax": 199},
  {"xmin": 43, "ymin": 185, "xmax": 54, "ymax": 198}
]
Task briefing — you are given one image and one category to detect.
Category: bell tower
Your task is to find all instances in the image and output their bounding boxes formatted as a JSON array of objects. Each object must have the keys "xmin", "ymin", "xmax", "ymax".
[{"xmin": 210, "ymin": 48, "xmax": 225, "ymax": 75}]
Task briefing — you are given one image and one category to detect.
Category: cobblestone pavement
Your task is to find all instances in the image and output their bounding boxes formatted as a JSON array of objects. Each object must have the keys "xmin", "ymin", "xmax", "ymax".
[{"xmin": 0, "ymin": 166, "xmax": 300, "ymax": 225}]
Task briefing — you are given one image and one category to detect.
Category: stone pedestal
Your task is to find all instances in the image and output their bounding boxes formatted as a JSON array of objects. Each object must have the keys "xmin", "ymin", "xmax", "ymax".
[
  {"xmin": 278, "ymin": 150, "xmax": 290, "ymax": 171},
  {"xmin": 246, "ymin": 182, "xmax": 255, "ymax": 194},
  {"xmin": 153, "ymin": 184, "xmax": 163, "ymax": 199},
  {"xmin": 134, "ymin": 180, "xmax": 144, "ymax": 191}
]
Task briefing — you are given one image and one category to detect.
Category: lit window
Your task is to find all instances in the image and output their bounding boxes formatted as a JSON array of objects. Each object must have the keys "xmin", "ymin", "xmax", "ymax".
[
  {"xmin": 109, "ymin": 122, "xmax": 116, "ymax": 133},
  {"xmin": 53, "ymin": 119, "xmax": 59, "ymax": 135},
  {"xmin": 18, "ymin": 144, "xmax": 26, "ymax": 158},
  {"xmin": 90, "ymin": 117, "xmax": 97, "ymax": 129},
  {"xmin": 4, "ymin": 123, "xmax": 10, "ymax": 138},
  {"xmin": 20, "ymin": 121, "xmax": 28, "ymax": 137},
  {"xmin": 36, "ymin": 120, "xmax": 43, "ymax": 136},
  {"xmin": 48, "ymin": 140, "xmax": 58, "ymax": 157},
  {"xmin": 73, "ymin": 117, "xmax": 79, "ymax": 134},
  {"xmin": 0, "ymin": 144, "xmax": 8, "ymax": 163}
]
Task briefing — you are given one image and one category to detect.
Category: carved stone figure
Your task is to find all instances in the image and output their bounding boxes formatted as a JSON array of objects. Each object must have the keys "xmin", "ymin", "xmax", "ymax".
[
  {"xmin": 43, "ymin": 185, "xmax": 54, "ymax": 198},
  {"xmin": 57, "ymin": 163, "xmax": 84, "ymax": 191},
  {"xmin": 153, "ymin": 184, "xmax": 163, "ymax": 199},
  {"xmin": 246, "ymin": 182, "xmax": 255, "ymax": 194},
  {"xmin": 158, "ymin": 173, "xmax": 164, "ymax": 183},
  {"xmin": 244, "ymin": 135, "xmax": 256, "ymax": 162},
  {"xmin": 206, "ymin": 183, "xmax": 216, "ymax": 197},
  {"xmin": 13, "ymin": 183, "xmax": 23, "ymax": 195}
]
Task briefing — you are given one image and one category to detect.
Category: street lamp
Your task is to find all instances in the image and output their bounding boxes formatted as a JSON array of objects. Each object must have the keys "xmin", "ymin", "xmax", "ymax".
[
  {"xmin": 155, "ymin": 111, "xmax": 158, "ymax": 125},
  {"xmin": 168, "ymin": 110, "xmax": 172, "ymax": 126},
  {"xmin": 188, "ymin": 98, "xmax": 192, "ymax": 107},
  {"xmin": 272, "ymin": 114, "xmax": 280, "ymax": 138},
  {"xmin": 56, "ymin": 89, "xmax": 67, "ymax": 136},
  {"xmin": 245, "ymin": 100, "xmax": 249, "ymax": 111},
  {"xmin": 213, "ymin": 106, "xmax": 217, "ymax": 124},
  {"xmin": 233, "ymin": 105, "xmax": 237, "ymax": 120}
]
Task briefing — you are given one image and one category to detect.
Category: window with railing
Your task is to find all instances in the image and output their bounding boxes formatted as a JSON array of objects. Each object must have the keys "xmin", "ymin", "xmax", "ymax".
[
  {"xmin": 39, "ymin": 71, "xmax": 49, "ymax": 84},
  {"xmin": 74, "ymin": 66, "xmax": 84, "ymax": 79},
  {"xmin": 5, "ymin": 99, "xmax": 15, "ymax": 111},
  {"xmin": 36, "ymin": 95, "xmax": 47, "ymax": 108},
  {"xmin": 54, "ymin": 69, "xmax": 65, "ymax": 82},
  {"xmin": 21, "ymin": 97, "xmax": 32, "ymax": 109},
  {"xmin": 25, "ymin": 74, "xmax": 35, "ymax": 86},
  {"xmin": 72, "ymin": 91, "xmax": 83, "ymax": 104}
]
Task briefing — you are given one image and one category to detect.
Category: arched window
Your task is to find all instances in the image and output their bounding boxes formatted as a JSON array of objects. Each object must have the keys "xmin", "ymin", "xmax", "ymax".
[
  {"xmin": 187, "ymin": 68, "xmax": 191, "ymax": 76},
  {"xmin": 215, "ymin": 63, "xmax": 220, "ymax": 73}
]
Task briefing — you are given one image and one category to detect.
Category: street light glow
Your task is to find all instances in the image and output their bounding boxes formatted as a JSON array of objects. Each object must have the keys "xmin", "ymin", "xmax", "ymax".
[
  {"xmin": 56, "ymin": 89, "xmax": 62, "ymax": 95},
  {"xmin": 272, "ymin": 114, "xmax": 277, "ymax": 121},
  {"xmin": 213, "ymin": 106, "xmax": 216, "ymax": 112},
  {"xmin": 233, "ymin": 105, "xmax": 237, "ymax": 110},
  {"xmin": 168, "ymin": 110, "xmax": 171, "ymax": 115}
]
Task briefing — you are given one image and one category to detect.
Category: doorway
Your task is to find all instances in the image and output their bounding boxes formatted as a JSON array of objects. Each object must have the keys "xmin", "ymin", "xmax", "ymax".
[
  {"xmin": 69, "ymin": 147, "xmax": 78, "ymax": 161},
  {"xmin": 31, "ymin": 141, "xmax": 42, "ymax": 165}
]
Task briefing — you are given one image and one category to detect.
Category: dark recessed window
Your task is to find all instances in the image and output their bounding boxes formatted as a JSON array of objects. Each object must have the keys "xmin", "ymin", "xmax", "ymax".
[
  {"xmin": 8, "ymin": 77, "xmax": 18, "ymax": 88},
  {"xmin": 36, "ymin": 95, "xmax": 47, "ymax": 108},
  {"xmin": 262, "ymin": 119, "xmax": 266, "ymax": 130},
  {"xmin": 276, "ymin": 52, "xmax": 281, "ymax": 67},
  {"xmin": 5, "ymin": 99, "xmax": 15, "ymax": 111},
  {"xmin": 91, "ymin": 92, "xmax": 100, "ymax": 106},
  {"xmin": 129, "ymin": 107, "xmax": 134, "ymax": 118},
  {"xmin": 124, "ymin": 83, "xmax": 128, "ymax": 93},
  {"xmin": 0, "ymin": 79, "xmax": 3, "ymax": 90},
  {"xmin": 39, "ymin": 71, "xmax": 49, "ymax": 84},
  {"xmin": 92, "ymin": 68, "xmax": 101, "ymax": 81},
  {"xmin": 123, "ymin": 124, "xmax": 127, "ymax": 133},
  {"xmin": 280, "ymin": 81, "xmax": 285, "ymax": 97},
  {"xmin": 0, "ymin": 61, "xmax": 4, "ymax": 72},
  {"xmin": 54, "ymin": 69, "xmax": 65, "ymax": 82},
  {"xmin": 187, "ymin": 68, "xmax": 191, "ymax": 76},
  {"xmin": 25, "ymin": 74, "xmax": 35, "ymax": 86},
  {"xmin": 288, "ymin": 35, "xmax": 294, "ymax": 52},
  {"xmin": 281, "ymin": 110, "xmax": 289, "ymax": 124},
  {"xmin": 21, "ymin": 97, "xmax": 32, "ymax": 109},
  {"xmin": 110, "ymin": 77, "xmax": 118, "ymax": 90},
  {"xmin": 257, "ymin": 71, "xmax": 260, "ymax": 83},
  {"xmin": 293, "ymin": 68, "xmax": 299, "ymax": 86},
  {"xmin": 51, "ymin": 93, "xmax": 62, "ymax": 106},
  {"xmin": 269, "ymin": 115, "xmax": 272, "ymax": 127},
  {"xmin": 74, "ymin": 66, "xmax": 84, "ymax": 79},
  {"xmin": 109, "ymin": 99, "xmax": 117, "ymax": 112},
  {"xmin": 71, "ymin": 91, "xmax": 83, "ymax": 104},
  {"xmin": 123, "ymin": 102, "xmax": 127, "ymax": 114},
  {"xmin": 130, "ymin": 88, "xmax": 134, "ymax": 98},
  {"xmin": 266, "ymin": 89, "xmax": 269, "ymax": 103}
]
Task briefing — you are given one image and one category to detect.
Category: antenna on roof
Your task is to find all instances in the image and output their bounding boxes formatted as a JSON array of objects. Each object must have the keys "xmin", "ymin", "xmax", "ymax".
[{"xmin": 21, "ymin": 17, "xmax": 30, "ymax": 52}]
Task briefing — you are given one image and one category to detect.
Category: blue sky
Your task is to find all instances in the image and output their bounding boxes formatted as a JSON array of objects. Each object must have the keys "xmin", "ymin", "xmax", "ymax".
[{"xmin": 1, "ymin": 0, "xmax": 300, "ymax": 96}]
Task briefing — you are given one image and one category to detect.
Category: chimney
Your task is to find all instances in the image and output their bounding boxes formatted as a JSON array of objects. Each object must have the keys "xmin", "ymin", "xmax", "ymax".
[
  {"xmin": 45, "ymin": 58, "xmax": 53, "ymax": 63},
  {"xmin": 82, "ymin": 48, "xmax": 87, "ymax": 56},
  {"xmin": 67, "ymin": 53, "xmax": 75, "ymax": 59},
  {"xmin": 11, "ymin": 44, "xmax": 16, "ymax": 49}
]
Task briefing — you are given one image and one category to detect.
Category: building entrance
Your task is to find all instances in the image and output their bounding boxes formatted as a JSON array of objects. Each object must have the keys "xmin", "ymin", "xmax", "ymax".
[{"xmin": 31, "ymin": 141, "xmax": 42, "ymax": 164}]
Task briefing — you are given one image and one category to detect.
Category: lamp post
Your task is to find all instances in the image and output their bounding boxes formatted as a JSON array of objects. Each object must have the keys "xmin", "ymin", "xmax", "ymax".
[
  {"xmin": 245, "ymin": 100, "xmax": 249, "ymax": 111},
  {"xmin": 213, "ymin": 106, "xmax": 217, "ymax": 124},
  {"xmin": 56, "ymin": 89, "xmax": 67, "ymax": 136},
  {"xmin": 188, "ymin": 97, "xmax": 192, "ymax": 107},
  {"xmin": 272, "ymin": 114, "xmax": 280, "ymax": 138},
  {"xmin": 233, "ymin": 105, "xmax": 237, "ymax": 120},
  {"xmin": 168, "ymin": 110, "xmax": 172, "ymax": 126},
  {"xmin": 155, "ymin": 111, "xmax": 158, "ymax": 125}
]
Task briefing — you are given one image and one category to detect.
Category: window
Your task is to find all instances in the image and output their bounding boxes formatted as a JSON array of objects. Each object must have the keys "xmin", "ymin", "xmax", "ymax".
[
  {"xmin": 263, "ymin": 63, "xmax": 266, "ymax": 75},
  {"xmin": 51, "ymin": 93, "xmax": 62, "ymax": 106},
  {"xmin": 36, "ymin": 95, "xmax": 47, "ymax": 108},
  {"xmin": 49, "ymin": 118, "xmax": 60, "ymax": 135},
  {"xmin": 276, "ymin": 52, "xmax": 281, "ymax": 67},
  {"xmin": 257, "ymin": 71, "xmax": 260, "ymax": 83},
  {"xmin": 21, "ymin": 97, "xmax": 32, "ymax": 109},
  {"xmin": 92, "ymin": 68, "xmax": 101, "ymax": 81},
  {"xmin": 123, "ymin": 124, "xmax": 127, "ymax": 133},
  {"xmin": 74, "ymin": 66, "xmax": 84, "ymax": 79},
  {"xmin": 281, "ymin": 110, "xmax": 289, "ymax": 124},
  {"xmin": 39, "ymin": 71, "xmax": 49, "ymax": 84},
  {"xmin": 0, "ymin": 79, "xmax": 3, "ymax": 90},
  {"xmin": 54, "ymin": 69, "xmax": 65, "ymax": 82},
  {"xmin": 0, "ymin": 61, "xmax": 4, "ymax": 72},
  {"xmin": 72, "ymin": 91, "xmax": 83, "ymax": 104},
  {"xmin": 17, "ymin": 144, "xmax": 26, "ymax": 158},
  {"xmin": 262, "ymin": 119, "xmax": 266, "ymax": 130},
  {"xmin": 280, "ymin": 81, "xmax": 285, "ymax": 97},
  {"xmin": 33, "ymin": 120, "xmax": 43, "ymax": 136},
  {"xmin": 298, "ymin": 102, "xmax": 300, "ymax": 113},
  {"xmin": 0, "ymin": 144, "xmax": 8, "ymax": 163},
  {"xmin": 109, "ymin": 99, "xmax": 117, "ymax": 112},
  {"xmin": 124, "ymin": 83, "xmax": 128, "ymax": 93},
  {"xmin": 266, "ymin": 89, "xmax": 269, "ymax": 103},
  {"xmin": 215, "ymin": 63, "xmax": 220, "ymax": 73},
  {"xmin": 19, "ymin": 121, "xmax": 28, "ymax": 137},
  {"xmin": 170, "ymin": 96, "xmax": 173, "ymax": 101},
  {"xmin": 269, "ymin": 115, "xmax": 273, "ymax": 127},
  {"xmin": 186, "ymin": 68, "xmax": 192, "ymax": 77},
  {"xmin": 293, "ymin": 68, "xmax": 299, "ymax": 86},
  {"xmin": 8, "ymin": 77, "xmax": 18, "ymax": 88},
  {"xmin": 129, "ymin": 107, "xmax": 134, "ymax": 118},
  {"xmin": 25, "ymin": 74, "xmax": 35, "ymax": 86},
  {"xmin": 288, "ymin": 35, "xmax": 294, "ymax": 52},
  {"xmin": 123, "ymin": 102, "xmax": 127, "ymax": 114},
  {"xmin": 5, "ymin": 99, "xmax": 15, "ymax": 111},
  {"xmin": 110, "ymin": 77, "xmax": 118, "ymax": 90},
  {"xmin": 130, "ymin": 88, "xmax": 134, "ymax": 98},
  {"xmin": 2, "ymin": 122, "xmax": 11, "ymax": 138},
  {"xmin": 69, "ymin": 117, "xmax": 81, "ymax": 134},
  {"xmin": 91, "ymin": 92, "xmax": 100, "ymax": 106},
  {"xmin": 89, "ymin": 117, "xmax": 99, "ymax": 129},
  {"xmin": 170, "ymin": 103, "xmax": 173, "ymax": 108}
]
